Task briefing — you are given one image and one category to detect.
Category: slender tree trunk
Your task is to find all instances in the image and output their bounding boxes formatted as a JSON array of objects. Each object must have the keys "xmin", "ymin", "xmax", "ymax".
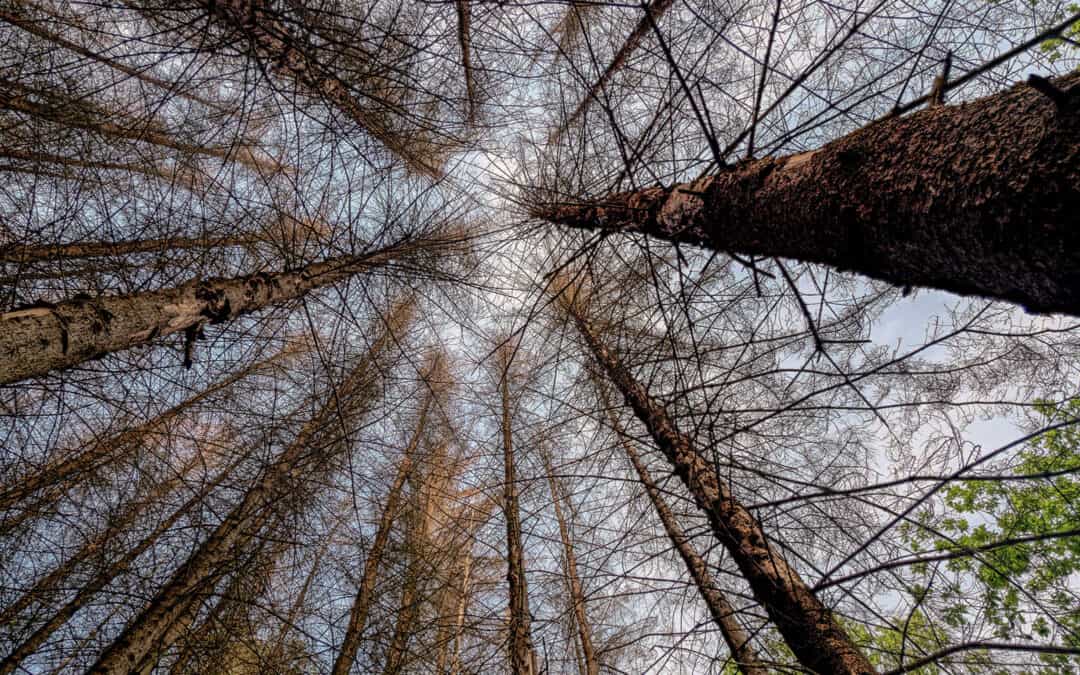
[
  {"xmin": 454, "ymin": 1, "xmax": 477, "ymax": 127},
  {"xmin": 0, "ymin": 5, "xmax": 229, "ymax": 113},
  {"xmin": 0, "ymin": 235, "xmax": 261, "ymax": 265},
  {"xmin": 540, "ymin": 449, "xmax": 599, "ymax": 675},
  {"xmin": 0, "ymin": 452, "xmax": 243, "ymax": 675},
  {"xmin": 331, "ymin": 411, "xmax": 428, "ymax": 675},
  {"xmin": 0, "ymin": 146, "xmax": 211, "ymax": 191},
  {"xmin": 497, "ymin": 348, "xmax": 539, "ymax": 675},
  {"xmin": 87, "ymin": 299, "xmax": 413, "ymax": 673},
  {"xmin": 593, "ymin": 380, "xmax": 767, "ymax": 675},
  {"xmin": 0, "ymin": 78, "xmax": 283, "ymax": 174},
  {"xmin": 558, "ymin": 289, "xmax": 876, "ymax": 675},
  {"xmin": 0, "ymin": 450, "xmax": 206, "ymax": 631},
  {"xmin": 0, "ymin": 236, "xmax": 430, "ymax": 384},
  {"xmin": 552, "ymin": 0, "xmax": 676, "ymax": 140},
  {"xmin": 0, "ymin": 341, "xmax": 304, "ymax": 523},
  {"xmin": 193, "ymin": 0, "xmax": 444, "ymax": 178},
  {"xmin": 538, "ymin": 73, "xmax": 1080, "ymax": 316}
]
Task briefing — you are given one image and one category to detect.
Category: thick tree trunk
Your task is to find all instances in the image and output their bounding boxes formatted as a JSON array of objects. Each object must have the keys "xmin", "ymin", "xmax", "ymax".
[
  {"xmin": 540, "ymin": 450, "xmax": 599, "ymax": 675},
  {"xmin": 87, "ymin": 300, "xmax": 412, "ymax": 673},
  {"xmin": 0, "ymin": 452, "xmax": 241, "ymax": 675},
  {"xmin": 194, "ymin": 0, "xmax": 443, "ymax": 178},
  {"xmin": 498, "ymin": 349, "xmax": 539, "ymax": 675},
  {"xmin": 594, "ymin": 382, "xmax": 767, "ymax": 675},
  {"xmin": 331, "ymin": 410, "xmax": 429, "ymax": 675},
  {"xmin": 0, "ymin": 237, "xmax": 426, "ymax": 384},
  {"xmin": 538, "ymin": 73, "xmax": 1080, "ymax": 316},
  {"xmin": 560, "ymin": 292, "xmax": 875, "ymax": 675}
]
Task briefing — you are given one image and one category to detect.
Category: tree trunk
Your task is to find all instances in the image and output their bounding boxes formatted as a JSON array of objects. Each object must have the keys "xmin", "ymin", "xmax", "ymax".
[
  {"xmin": 552, "ymin": 0, "xmax": 676, "ymax": 140},
  {"xmin": 540, "ymin": 449, "xmax": 599, "ymax": 675},
  {"xmin": 0, "ymin": 235, "xmax": 260, "ymax": 265},
  {"xmin": 331, "ymin": 409, "xmax": 429, "ymax": 675},
  {"xmin": 87, "ymin": 299, "xmax": 413, "ymax": 673},
  {"xmin": 0, "ymin": 146, "xmax": 211, "ymax": 191},
  {"xmin": 593, "ymin": 380, "xmax": 767, "ymax": 675},
  {"xmin": 0, "ymin": 236, "xmax": 429, "ymax": 384},
  {"xmin": 0, "ymin": 5, "xmax": 229, "ymax": 113},
  {"xmin": 498, "ymin": 347, "xmax": 539, "ymax": 675},
  {"xmin": 454, "ymin": 1, "xmax": 477, "ymax": 128},
  {"xmin": 559, "ymin": 290, "xmax": 876, "ymax": 675},
  {"xmin": 0, "ymin": 77, "xmax": 282, "ymax": 174},
  {"xmin": 193, "ymin": 0, "xmax": 444, "ymax": 178},
  {"xmin": 0, "ymin": 341, "xmax": 305, "ymax": 525},
  {"xmin": 0, "ymin": 449, "xmax": 207, "ymax": 632},
  {"xmin": 0, "ymin": 451, "xmax": 242, "ymax": 675},
  {"xmin": 538, "ymin": 73, "xmax": 1080, "ymax": 316}
]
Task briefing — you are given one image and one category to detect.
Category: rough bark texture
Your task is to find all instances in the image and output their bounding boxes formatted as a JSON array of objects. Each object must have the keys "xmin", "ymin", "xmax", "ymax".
[
  {"xmin": 0, "ymin": 239, "xmax": 418, "ymax": 384},
  {"xmin": 87, "ymin": 301, "xmax": 412, "ymax": 673},
  {"xmin": 197, "ymin": 0, "xmax": 443, "ymax": 178},
  {"xmin": 331, "ymin": 408, "xmax": 428, "ymax": 675},
  {"xmin": 541, "ymin": 450, "xmax": 599, "ymax": 675},
  {"xmin": 539, "ymin": 73, "xmax": 1080, "ymax": 316},
  {"xmin": 499, "ymin": 351, "xmax": 539, "ymax": 675},
  {"xmin": 455, "ymin": 1, "xmax": 477, "ymax": 128},
  {"xmin": 594, "ymin": 384, "xmax": 767, "ymax": 675},
  {"xmin": 564, "ymin": 299, "xmax": 876, "ymax": 675}
]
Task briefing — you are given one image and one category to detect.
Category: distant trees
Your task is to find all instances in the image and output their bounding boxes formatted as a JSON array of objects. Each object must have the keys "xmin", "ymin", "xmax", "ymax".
[{"xmin": 2, "ymin": 1, "xmax": 1079, "ymax": 674}]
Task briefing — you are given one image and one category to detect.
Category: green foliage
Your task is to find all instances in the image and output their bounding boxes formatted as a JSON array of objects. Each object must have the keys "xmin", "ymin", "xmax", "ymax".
[
  {"xmin": 906, "ymin": 399, "xmax": 1080, "ymax": 672},
  {"xmin": 841, "ymin": 610, "xmax": 946, "ymax": 674},
  {"xmin": 1039, "ymin": 4, "xmax": 1080, "ymax": 64}
]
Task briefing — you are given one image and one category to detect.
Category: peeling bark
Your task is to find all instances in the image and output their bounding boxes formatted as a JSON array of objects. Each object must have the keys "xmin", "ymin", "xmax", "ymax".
[
  {"xmin": 538, "ymin": 73, "xmax": 1080, "ymax": 316},
  {"xmin": 0, "ymin": 237, "xmax": 428, "ymax": 385},
  {"xmin": 561, "ymin": 291, "xmax": 876, "ymax": 675}
]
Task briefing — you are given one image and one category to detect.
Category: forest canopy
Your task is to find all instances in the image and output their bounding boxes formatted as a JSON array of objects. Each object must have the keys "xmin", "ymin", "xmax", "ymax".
[{"xmin": 0, "ymin": 1, "xmax": 1078, "ymax": 673}]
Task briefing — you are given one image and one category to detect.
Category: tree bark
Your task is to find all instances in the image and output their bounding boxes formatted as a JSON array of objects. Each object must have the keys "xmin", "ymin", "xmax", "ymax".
[
  {"xmin": 0, "ymin": 235, "xmax": 261, "ymax": 265},
  {"xmin": 560, "ymin": 291, "xmax": 876, "ymax": 675},
  {"xmin": 0, "ymin": 236, "xmax": 429, "ymax": 384},
  {"xmin": 0, "ymin": 78, "xmax": 282, "ymax": 174},
  {"xmin": 593, "ymin": 381, "xmax": 767, "ymax": 675},
  {"xmin": 498, "ymin": 347, "xmax": 539, "ymax": 675},
  {"xmin": 87, "ymin": 299, "xmax": 413, "ymax": 673},
  {"xmin": 538, "ymin": 73, "xmax": 1080, "ymax": 316},
  {"xmin": 540, "ymin": 449, "xmax": 599, "ymax": 675}
]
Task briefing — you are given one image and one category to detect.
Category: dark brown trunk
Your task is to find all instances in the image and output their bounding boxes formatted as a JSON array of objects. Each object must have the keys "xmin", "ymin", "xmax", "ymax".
[
  {"xmin": 498, "ymin": 348, "xmax": 538, "ymax": 675},
  {"xmin": 594, "ymin": 382, "xmax": 767, "ymax": 675},
  {"xmin": 562, "ymin": 294, "xmax": 875, "ymax": 675},
  {"xmin": 538, "ymin": 73, "xmax": 1080, "ymax": 316},
  {"xmin": 454, "ymin": 1, "xmax": 477, "ymax": 127}
]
